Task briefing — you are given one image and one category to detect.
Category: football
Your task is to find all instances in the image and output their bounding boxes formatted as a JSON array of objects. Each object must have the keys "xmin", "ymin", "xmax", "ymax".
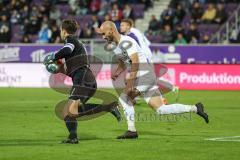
[{"xmin": 46, "ymin": 62, "xmax": 59, "ymax": 74}]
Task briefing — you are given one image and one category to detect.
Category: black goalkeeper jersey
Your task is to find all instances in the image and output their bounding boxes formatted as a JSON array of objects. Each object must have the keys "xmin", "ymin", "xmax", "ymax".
[{"xmin": 54, "ymin": 35, "xmax": 89, "ymax": 77}]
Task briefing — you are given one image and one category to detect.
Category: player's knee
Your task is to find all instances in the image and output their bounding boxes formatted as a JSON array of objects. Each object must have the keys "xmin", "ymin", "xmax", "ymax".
[
  {"xmin": 64, "ymin": 115, "xmax": 77, "ymax": 122},
  {"xmin": 64, "ymin": 99, "xmax": 81, "ymax": 117},
  {"xmin": 146, "ymin": 95, "xmax": 165, "ymax": 111},
  {"xmin": 128, "ymin": 89, "xmax": 140, "ymax": 100}
]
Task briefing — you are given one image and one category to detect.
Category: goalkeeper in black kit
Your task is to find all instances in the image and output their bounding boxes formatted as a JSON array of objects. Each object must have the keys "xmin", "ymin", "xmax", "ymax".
[{"xmin": 43, "ymin": 19, "xmax": 121, "ymax": 144}]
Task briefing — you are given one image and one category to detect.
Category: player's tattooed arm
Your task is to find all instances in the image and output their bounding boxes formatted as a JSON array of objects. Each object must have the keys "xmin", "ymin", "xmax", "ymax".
[
  {"xmin": 112, "ymin": 60, "xmax": 126, "ymax": 81},
  {"xmin": 125, "ymin": 53, "xmax": 139, "ymax": 94}
]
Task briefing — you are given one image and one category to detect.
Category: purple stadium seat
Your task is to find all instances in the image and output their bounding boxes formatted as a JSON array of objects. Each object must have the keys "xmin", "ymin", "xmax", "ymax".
[
  {"xmin": 11, "ymin": 25, "xmax": 21, "ymax": 34},
  {"xmin": 147, "ymin": 35, "xmax": 162, "ymax": 43},
  {"xmin": 146, "ymin": 35, "xmax": 154, "ymax": 42},
  {"xmin": 133, "ymin": 10, "xmax": 144, "ymax": 18},
  {"xmin": 198, "ymin": 24, "xmax": 220, "ymax": 38},
  {"xmin": 211, "ymin": 37, "xmax": 218, "ymax": 43},
  {"xmin": 32, "ymin": 0, "xmax": 42, "ymax": 5},
  {"xmin": 226, "ymin": 3, "xmax": 238, "ymax": 16},
  {"xmin": 83, "ymin": 15, "xmax": 92, "ymax": 21},
  {"xmin": 154, "ymin": 35, "xmax": 162, "ymax": 43},
  {"xmin": 30, "ymin": 35, "xmax": 38, "ymax": 43},
  {"xmin": 182, "ymin": 15, "xmax": 191, "ymax": 26},
  {"xmin": 131, "ymin": 4, "xmax": 145, "ymax": 18},
  {"xmin": 198, "ymin": 24, "xmax": 208, "ymax": 31},
  {"xmin": 11, "ymin": 34, "xmax": 22, "ymax": 43},
  {"xmin": 57, "ymin": 4, "xmax": 71, "ymax": 18},
  {"xmin": 130, "ymin": 4, "xmax": 145, "ymax": 10},
  {"xmin": 226, "ymin": 3, "xmax": 238, "ymax": 11},
  {"xmin": 208, "ymin": 24, "xmax": 220, "ymax": 32}
]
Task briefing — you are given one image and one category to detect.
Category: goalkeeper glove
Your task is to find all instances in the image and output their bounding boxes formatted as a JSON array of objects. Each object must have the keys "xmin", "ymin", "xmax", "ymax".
[{"xmin": 43, "ymin": 53, "xmax": 55, "ymax": 65}]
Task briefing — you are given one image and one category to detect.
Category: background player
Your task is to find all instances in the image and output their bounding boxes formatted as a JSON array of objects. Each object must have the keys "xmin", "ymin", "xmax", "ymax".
[
  {"xmin": 44, "ymin": 19, "xmax": 121, "ymax": 144},
  {"xmin": 97, "ymin": 21, "xmax": 209, "ymax": 139}
]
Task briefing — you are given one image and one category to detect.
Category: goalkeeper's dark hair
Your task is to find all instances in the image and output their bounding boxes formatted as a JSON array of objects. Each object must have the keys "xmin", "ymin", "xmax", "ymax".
[{"xmin": 61, "ymin": 19, "xmax": 79, "ymax": 34}]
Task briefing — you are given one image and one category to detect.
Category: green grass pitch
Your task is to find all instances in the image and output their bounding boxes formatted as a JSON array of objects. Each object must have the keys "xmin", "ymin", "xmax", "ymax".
[{"xmin": 0, "ymin": 88, "xmax": 240, "ymax": 160}]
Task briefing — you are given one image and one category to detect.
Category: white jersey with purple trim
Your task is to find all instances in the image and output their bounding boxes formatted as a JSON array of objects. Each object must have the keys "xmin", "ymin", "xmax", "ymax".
[
  {"xmin": 113, "ymin": 35, "xmax": 150, "ymax": 77},
  {"xmin": 113, "ymin": 35, "xmax": 159, "ymax": 95},
  {"xmin": 130, "ymin": 28, "xmax": 152, "ymax": 61}
]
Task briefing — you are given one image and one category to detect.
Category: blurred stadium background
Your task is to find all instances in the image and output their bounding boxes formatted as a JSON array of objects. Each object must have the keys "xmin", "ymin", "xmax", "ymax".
[{"xmin": 0, "ymin": 0, "xmax": 240, "ymax": 160}]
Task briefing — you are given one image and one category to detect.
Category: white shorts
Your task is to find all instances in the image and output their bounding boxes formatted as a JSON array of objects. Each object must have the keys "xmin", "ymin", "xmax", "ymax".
[{"xmin": 126, "ymin": 64, "xmax": 162, "ymax": 103}]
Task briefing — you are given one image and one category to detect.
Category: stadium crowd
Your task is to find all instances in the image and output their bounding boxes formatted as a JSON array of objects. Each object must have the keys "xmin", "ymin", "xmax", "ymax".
[
  {"xmin": 0, "ymin": 0, "xmax": 152, "ymax": 43},
  {"xmin": 0, "ymin": 0, "xmax": 239, "ymax": 43},
  {"xmin": 147, "ymin": 0, "xmax": 240, "ymax": 44}
]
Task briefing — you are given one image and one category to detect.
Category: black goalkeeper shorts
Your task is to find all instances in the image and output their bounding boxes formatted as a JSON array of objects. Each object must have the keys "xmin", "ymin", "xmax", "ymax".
[{"xmin": 69, "ymin": 67, "xmax": 97, "ymax": 103}]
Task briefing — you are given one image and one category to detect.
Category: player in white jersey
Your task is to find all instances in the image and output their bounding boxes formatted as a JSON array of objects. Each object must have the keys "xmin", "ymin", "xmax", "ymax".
[
  {"xmin": 120, "ymin": 19, "xmax": 179, "ymax": 100},
  {"xmin": 121, "ymin": 19, "xmax": 152, "ymax": 61},
  {"xmin": 97, "ymin": 21, "xmax": 209, "ymax": 139}
]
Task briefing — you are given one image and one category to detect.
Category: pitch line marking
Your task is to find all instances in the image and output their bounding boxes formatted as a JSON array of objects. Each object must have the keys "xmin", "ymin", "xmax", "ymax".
[{"xmin": 205, "ymin": 136, "xmax": 240, "ymax": 142}]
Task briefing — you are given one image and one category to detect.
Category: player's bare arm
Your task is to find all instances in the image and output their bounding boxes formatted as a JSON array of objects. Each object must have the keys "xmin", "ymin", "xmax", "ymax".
[
  {"xmin": 112, "ymin": 60, "xmax": 126, "ymax": 81},
  {"xmin": 125, "ymin": 53, "xmax": 139, "ymax": 98}
]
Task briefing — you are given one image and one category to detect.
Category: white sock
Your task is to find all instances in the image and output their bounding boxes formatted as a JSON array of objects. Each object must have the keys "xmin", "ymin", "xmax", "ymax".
[
  {"xmin": 119, "ymin": 93, "xmax": 136, "ymax": 132},
  {"xmin": 157, "ymin": 104, "xmax": 197, "ymax": 115}
]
